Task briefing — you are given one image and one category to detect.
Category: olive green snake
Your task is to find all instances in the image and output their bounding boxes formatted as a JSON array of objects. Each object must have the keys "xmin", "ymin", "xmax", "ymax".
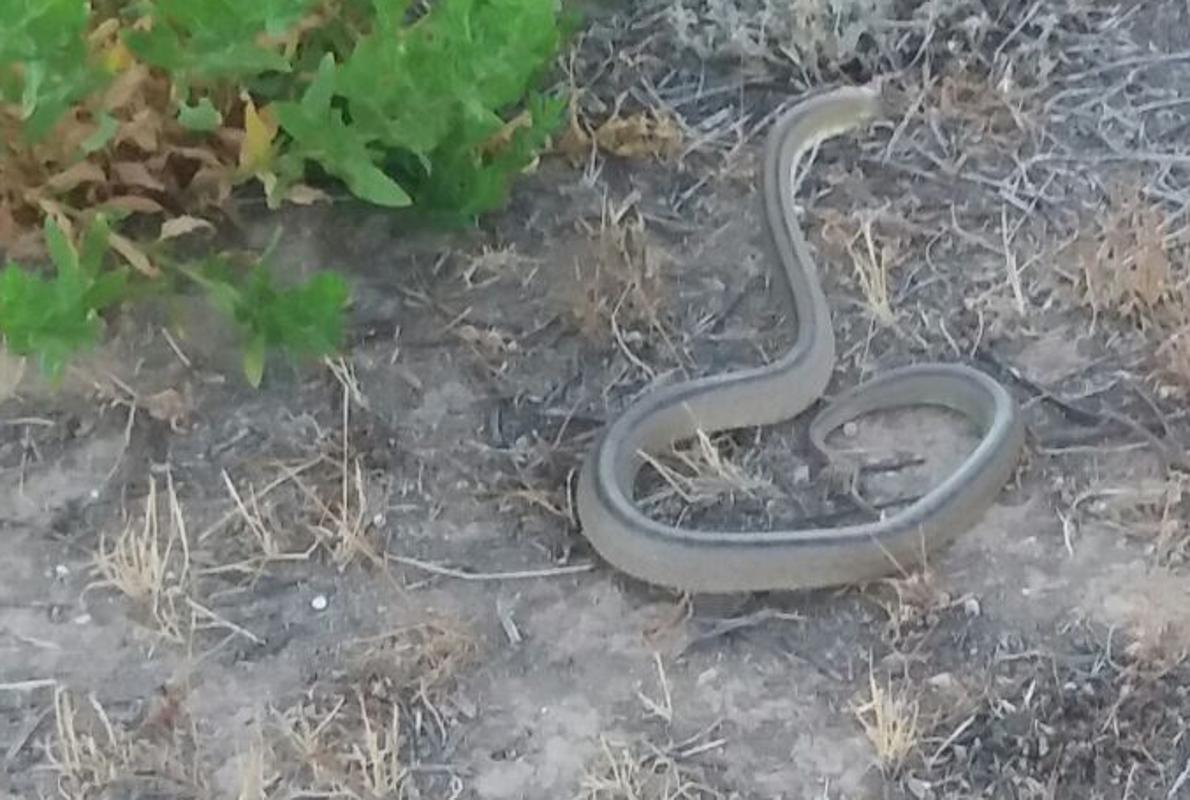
[{"xmin": 573, "ymin": 81, "xmax": 1025, "ymax": 594}]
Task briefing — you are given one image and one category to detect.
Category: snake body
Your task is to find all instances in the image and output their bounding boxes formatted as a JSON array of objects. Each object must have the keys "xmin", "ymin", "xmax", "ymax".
[{"xmin": 574, "ymin": 82, "xmax": 1025, "ymax": 594}]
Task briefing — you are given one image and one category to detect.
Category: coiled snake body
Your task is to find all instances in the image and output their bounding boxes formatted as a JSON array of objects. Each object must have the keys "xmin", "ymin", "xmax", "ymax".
[{"xmin": 574, "ymin": 82, "xmax": 1025, "ymax": 594}]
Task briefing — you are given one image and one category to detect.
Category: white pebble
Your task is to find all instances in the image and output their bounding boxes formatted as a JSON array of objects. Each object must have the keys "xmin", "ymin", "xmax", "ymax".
[{"xmin": 310, "ymin": 594, "xmax": 328, "ymax": 612}]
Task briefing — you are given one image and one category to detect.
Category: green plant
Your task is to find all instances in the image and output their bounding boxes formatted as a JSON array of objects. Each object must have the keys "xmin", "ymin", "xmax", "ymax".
[
  {"xmin": 0, "ymin": 0, "xmax": 569, "ymax": 386},
  {"xmin": 1, "ymin": 0, "xmax": 108, "ymax": 143},
  {"xmin": 178, "ymin": 246, "xmax": 349, "ymax": 387},
  {"xmin": 268, "ymin": 0, "xmax": 568, "ymax": 221},
  {"xmin": 0, "ymin": 215, "xmax": 128, "ymax": 380}
]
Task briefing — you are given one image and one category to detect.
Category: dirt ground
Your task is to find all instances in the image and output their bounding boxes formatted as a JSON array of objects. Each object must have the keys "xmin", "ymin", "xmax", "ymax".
[{"xmin": 5, "ymin": 1, "xmax": 1190, "ymax": 798}]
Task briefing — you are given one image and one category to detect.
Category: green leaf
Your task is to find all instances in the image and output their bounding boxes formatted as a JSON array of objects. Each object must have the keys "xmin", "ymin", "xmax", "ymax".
[
  {"xmin": 341, "ymin": 157, "xmax": 411, "ymax": 207},
  {"xmin": 301, "ymin": 52, "xmax": 337, "ymax": 118},
  {"xmin": 43, "ymin": 217, "xmax": 79, "ymax": 279},
  {"xmin": 242, "ymin": 334, "xmax": 265, "ymax": 387},
  {"xmin": 78, "ymin": 215, "xmax": 112, "ymax": 277},
  {"xmin": 178, "ymin": 252, "xmax": 347, "ymax": 387},
  {"xmin": 177, "ymin": 98, "xmax": 223, "ymax": 131},
  {"xmin": 0, "ymin": 215, "xmax": 128, "ymax": 381},
  {"xmin": 19, "ymin": 61, "xmax": 45, "ymax": 120}
]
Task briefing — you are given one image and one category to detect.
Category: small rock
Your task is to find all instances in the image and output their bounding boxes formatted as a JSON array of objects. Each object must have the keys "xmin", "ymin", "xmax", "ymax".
[
  {"xmin": 906, "ymin": 776, "xmax": 933, "ymax": 800},
  {"xmin": 963, "ymin": 596, "xmax": 981, "ymax": 617},
  {"xmin": 928, "ymin": 672, "xmax": 956, "ymax": 690},
  {"xmin": 842, "ymin": 421, "xmax": 858, "ymax": 437},
  {"xmin": 310, "ymin": 594, "xmax": 328, "ymax": 612},
  {"xmin": 53, "ymin": 564, "xmax": 69, "ymax": 581}
]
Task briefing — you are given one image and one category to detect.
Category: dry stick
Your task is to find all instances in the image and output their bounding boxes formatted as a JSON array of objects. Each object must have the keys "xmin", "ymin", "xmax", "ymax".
[
  {"xmin": 0, "ymin": 679, "xmax": 57, "ymax": 692},
  {"xmin": 388, "ymin": 555, "xmax": 593, "ymax": 582}
]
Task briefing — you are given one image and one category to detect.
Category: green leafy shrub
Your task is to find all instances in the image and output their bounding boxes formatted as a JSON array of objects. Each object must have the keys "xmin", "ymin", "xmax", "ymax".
[
  {"xmin": 0, "ymin": 0, "xmax": 570, "ymax": 386},
  {"xmin": 0, "ymin": 216, "xmax": 127, "ymax": 380}
]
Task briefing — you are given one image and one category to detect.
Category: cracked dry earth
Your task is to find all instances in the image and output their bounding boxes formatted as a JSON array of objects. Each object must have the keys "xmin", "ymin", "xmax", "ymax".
[{"xmin": 5, "ymin": 1, "xmax": 1190, "ymax": 799}]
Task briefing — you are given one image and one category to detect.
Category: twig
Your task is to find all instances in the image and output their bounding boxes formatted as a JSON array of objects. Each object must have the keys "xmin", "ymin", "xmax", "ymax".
[
  {"xmin": 389, "ymin": 555, "xmax": 593, "ymax": 582},
  {"xmin": 0, "ymin": 678, "xmax": 57, "ymax": 692},
  {"xmin": 1169, "ymin": 754, "xmax": 1190, "ymax": 799}
]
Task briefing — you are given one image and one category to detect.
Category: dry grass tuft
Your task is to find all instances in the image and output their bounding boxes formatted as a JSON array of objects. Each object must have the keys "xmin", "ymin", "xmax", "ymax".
[
  {"xmin": 45, "ymin": 687, "xmax": 133, "ymax": 800},
  {"xmin": 872, "ymin": 563, "xmax": 957, "ymax": 645},
  {"xmin": 45, "ymin": 685, "xmax": 202, "ymax": 800},
  {"xmin": 852, "ymin": 663, "xmax": 921, "ymax": 775},
  {"xmin": 1071, "ymin": 176, "xmax": 1173, "ymax": 329},
  {"xmin": 1071, "ymin": 475, "xmax": 1190, "ymax": 568},
  {"xmin": 346, "ymin": 619, "xmax": 480, "ymax": 704},
  {"xmin": 576, "ymin": 736, "xmax": 722, "ymax": 800},
  {"xmin": 272, "ymin": 690, "xmax": 410, "ymax": 799},
  {"xmin": 556, "ymin": 93, "xmax": 685, "ymax": 165},
  {"xmin": 264, "ymin": 618, "xmax": 476, "ymax": 800},
  {"xmin": 819, "ymin": 206, "xmax": 908, "ymax": 325},
  {"xmin": 638, "ymin": 429, "xmax": 774, "ymax": 513},
  {"xmin": 91, "ymin": 473, "xmax": 192, "ymax": 643},
  {"xmin": 563, "ymin": 198, "xmax": 673, "ymax": 350}
]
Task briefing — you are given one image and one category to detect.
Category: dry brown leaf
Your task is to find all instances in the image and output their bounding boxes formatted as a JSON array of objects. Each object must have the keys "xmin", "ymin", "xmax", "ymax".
[
  {"xmin": 593, "ymin": 112, "xmax": 683, "ymax": 160},
  {"xmin": 87, "ymin": 17, "xmax": 122, "ymax": 45},
  {"xmin": 111, "ymin": 161, "xmax": 167, "ymax": 192},
  {"xmin": 141, "ymin": 387, "xmax": 191, "ymax": 427},
  {"xmin": 0, "ymin": 346, "xmax": 26, "ymax": 404},
  {"xmin": 480, "ymin": 109, "xmax": 533, "ymax": 158},
  {"xmin": 170, "ymin": 146, "xmax": 224, "ymax": 168},
  {"xmin": 1077, "ymin": 178, "xmax": 1171, "ymax": 321},
  {"xmin": 117, "ymin": 108, "xmax": 161, "ymax": 152},
  {"xmin": 0, "ymin": 203, "xmax": 19, "ymax": 247},
  {"xmin": 56, "ymin": 114, "xmax": 100, "ymax": 158},
  {"xmin": 103, "ymin": 65, "xmax": 151, "ymax": 113},
  {"xmin": 44, "ymin": 161, "xmax": 107, "ymax": 193},
  {"xmin": 187, "ymin": 166, "xmax": 233, "ymax": 207},
  {"xmin": 108, "ymin": 231, "xmax": 159, "ymax": 277},
  {"xmin": 34, "ymin": 200, "xmax": 77, "ymax": 238},
  {"xmin": 159, "ymin": 215, "xmax": 214, "ymax": 241},
  {"xmin": 284, "ymin": 184, "xmax": 332, "ymax": 205},
  {"xmin": 552, "ymin": 97, "xmax": 594, "ymax": 164},
  {"xmin": 102, "ymin": 195, "xmax": 165, "ymax": 214}
]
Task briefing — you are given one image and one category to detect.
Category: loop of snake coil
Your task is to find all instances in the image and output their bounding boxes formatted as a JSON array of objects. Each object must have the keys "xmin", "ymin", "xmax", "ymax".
[{"xmin": 574, "ymin": 82, "xmax": 1025, "ymax": 594}]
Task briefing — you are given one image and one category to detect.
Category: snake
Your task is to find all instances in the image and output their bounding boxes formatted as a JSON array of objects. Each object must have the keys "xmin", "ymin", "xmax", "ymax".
[{"xmin": 573, "ymin": 81, "xmax": 1026, "ymax": 594}]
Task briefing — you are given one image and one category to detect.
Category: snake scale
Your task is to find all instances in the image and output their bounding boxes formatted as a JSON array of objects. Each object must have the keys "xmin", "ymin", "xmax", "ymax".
[{"xmin": 574, "ymin": 81, "xmax": 1026, "ymax": 594}]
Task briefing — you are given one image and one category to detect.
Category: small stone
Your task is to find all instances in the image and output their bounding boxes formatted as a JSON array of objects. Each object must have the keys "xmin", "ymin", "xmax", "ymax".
[
  {"xmin": 72, "ymin": 613, "xmax": 92, "ymax": 625},
  {"xmin": 53, "ymin": 564, "xmax": 69, "ymax": 581},
  {"xmin": 928, "ymin": 672, "xmax": 956, "ymax": 690},
  {"xmin": 906, "ymin": 776, "xmax": 933, "ymax": 800},
  {"xmin": 842, "ymin": 421, "xmax": 858, "ymax": 437},
  {"xmin": 311, "ymin": 594, "xmax": 328, "ymax": 612},
  {"xmin": 963, "ymin": 597, "xmax": 981, "ymax": 617}
]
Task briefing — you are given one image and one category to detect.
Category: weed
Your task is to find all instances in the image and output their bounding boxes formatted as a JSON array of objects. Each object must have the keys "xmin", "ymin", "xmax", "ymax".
[
  {"xmin": 46, "ymin": 687, "xmax": 132, "ymax": 800},
  {"xmin": 178, "ymin": 248, "xmax": 348, "ymax": 387},
  {"xmin": 1, "ymin": 0, "xmax": 570, "ymax": 383},
  {"xmin": 819, "ymin": 206, "xmax": 907, "ymax": 326},
  {"xmin": 91, "ymin": 473, "xmax": 193, "ymax": 643},
  {"xmin": 576, "ymin": 736, "xmax": 722, "ymax": 800},
  {"xmin": 1071, "ymin": 176, "xmax": 1172, "ymax": 329},
  {"xmin": 0, "ymin": 215, "xmax": 127, "ymax": 380},
  {"xmin": 852, "ymin": 661, "xmax": 921, "ymax": 775}
]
